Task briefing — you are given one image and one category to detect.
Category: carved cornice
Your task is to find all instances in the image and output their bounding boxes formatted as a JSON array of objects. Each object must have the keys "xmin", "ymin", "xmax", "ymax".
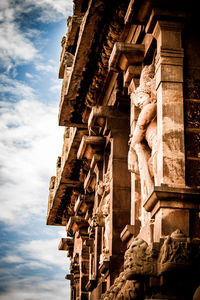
[
  {"xmin": 47, "ymin": 128, "xmax": 88, "ymax": 226},
  {"xmin": 58, "ymin": 0, "xmax": 130, "ymax": 126},
  {"xmin": 143, "ymin": 186, "xmax": 200, "ymax": 215},
  {"xmin": 59, "ymin": 0, "xmax": 107, "ymax": 126}
]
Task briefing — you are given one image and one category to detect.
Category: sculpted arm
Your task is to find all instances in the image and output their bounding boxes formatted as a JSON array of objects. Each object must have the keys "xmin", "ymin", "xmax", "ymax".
[{"xmin": 130, "ymin": 102, "xmax": 157, "ymax": 150}]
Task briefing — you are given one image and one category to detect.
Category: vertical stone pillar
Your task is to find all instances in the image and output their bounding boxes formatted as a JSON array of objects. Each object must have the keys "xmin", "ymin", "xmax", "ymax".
[
  {"xmin": 80, "ymin": 242, "xmax": 90, "ymax": 299},
  {"xmin": 109, "ymin": 119, "xmax": 131, "ymax": 280},
  {"xmin": 153, "ymin": 21, "xmax": 185, "ymax": 187}
]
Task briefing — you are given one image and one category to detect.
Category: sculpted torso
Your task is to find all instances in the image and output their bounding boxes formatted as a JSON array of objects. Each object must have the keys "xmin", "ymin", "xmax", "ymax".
[{"xmin": 128, "ymin": 63, "xmax": 158, "ymax": 203}]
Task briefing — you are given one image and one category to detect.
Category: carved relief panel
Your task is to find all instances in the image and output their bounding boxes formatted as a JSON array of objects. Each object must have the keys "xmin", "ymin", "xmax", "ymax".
[{"xmin": 128, "ymin": 61, "xmax": 157, "ymax": 227}]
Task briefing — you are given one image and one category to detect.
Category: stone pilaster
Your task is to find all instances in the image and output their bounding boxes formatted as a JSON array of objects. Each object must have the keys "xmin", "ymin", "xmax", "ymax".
[{"xmin": 153, "ymin": 20, "xmax": 185, "ymax": 187}]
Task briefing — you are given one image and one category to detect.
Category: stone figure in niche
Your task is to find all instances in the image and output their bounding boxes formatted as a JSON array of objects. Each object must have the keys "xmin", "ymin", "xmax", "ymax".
[
  {"xmin": 128, "ymin": 63, "xmax": 157, "ymax": 201},
  {"xmin": 99, "ymin": 196, "xmax": 111, "ymax": 264},
  {"xmin": 104, "ymin": 155, "xmax": 112, "ymax": 194},
  {"xmin": 102, "ymin": 196, "xmax": 110, "ymax": 253}
]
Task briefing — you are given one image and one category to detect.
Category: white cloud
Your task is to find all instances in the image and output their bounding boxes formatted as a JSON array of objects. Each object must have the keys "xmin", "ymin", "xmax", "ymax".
[
  {"xmin": 0, "ymin": 279, "xmax": 70, "ymax": 300},
  {"xmin": 0, "ymin": 77, "xmax": 64, "ymax": 225},
  {"xmin": 0, "ymin": 74, "xmax": 37, "ymax": 100},
  {"xmin": 25, "ymin": 0, "xmax": 73, "ymax": 22},
  {"xmin": 0, "ymin": 0, "xmax": 72, "ymax": 71},
  {"xmin": 25, "ymin": 73, "xmax": 34, "ymax": 79},
  {"xmin": 50, "ymin": 83, "xmax": 62, "ymax": 92},
  {"xmin": 35, "ymin": 63, "xmax": 57, "ymax": 73},
  {"xmin": 0, "ymin": 3, "xmax": 38, "ymax": 71},
  {"xmin": 1, "ymin": 255, "xmax": 25, "ymax": 264},
  {"xmin": 18, "ymin": 238, "xmax": 68, "ymax": 269}
]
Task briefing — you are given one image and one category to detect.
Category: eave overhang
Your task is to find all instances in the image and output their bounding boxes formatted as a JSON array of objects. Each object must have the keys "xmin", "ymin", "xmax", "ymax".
[
  {"xmin": 58, "ymin": 0, "xmax": 131, "ymax": 127},
  {"xmin": 47, "ymin": 128, "xmax": 88, "ymax": 226},
  {"xmin": 58, "ymin": 0, "xmax": 106, "ymax": 127}
]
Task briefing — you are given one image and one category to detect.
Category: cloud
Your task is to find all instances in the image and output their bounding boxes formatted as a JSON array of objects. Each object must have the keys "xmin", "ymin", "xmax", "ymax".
[
  {"xmin": 0, "ymin": 279, "xmax": 70, "ymax": 300},
  {"xmin": 25, "ymin": 0, "xmax": 73, "ymax": 22},
  {"xmin": 0, "ymin": 2, "xmax": 38, "ymax": 71},
  {"xmin": 0, "ymin": 236, "xmax": 70, "ymax": 299},
  {"xmin": 0, "ymin": 76, "xmax": 64, "ymax": 225},
  {"xmin": 25, "ymin": 73, "xmax": 33, "ymax": 79},
  {"xmin": 0, "ymin": 74, "xmax": 37, "ymax": 101},
  {"xmin": 35, "ymin": 63, "xmax": 57, "ymax": 73},
  {"xmin": 18, "ymin": 238, "xmax": 68, "ymax": 269},
  {"xmin": 0, "ymin": 0, "xmax": 72, "ymax": 71},
  {"xmin": 50, "ymin": 83, "xmax": 62, "ymax": 92},
  {"xmin": 1, "ymin": 255, "xmax": 25, "ymax": 264}
]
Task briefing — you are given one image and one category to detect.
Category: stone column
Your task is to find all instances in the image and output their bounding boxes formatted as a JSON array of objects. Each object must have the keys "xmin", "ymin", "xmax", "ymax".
[
  {"xmin": 153, "ymin": 20, "xmax": 185, "ymax": 187},
  {"xmin": 106, "ymin": 114, "xmax": 131, "ymax": 284},
  {"xmin": 87, "ymin": 106, "xmax": 131, "ymax": 286}
]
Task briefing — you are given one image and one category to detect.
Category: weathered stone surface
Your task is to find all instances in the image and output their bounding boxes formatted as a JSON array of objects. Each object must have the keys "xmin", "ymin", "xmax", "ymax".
[{"xmin": 47, "ymin": 1, "xmax": 200, "ymax": 299}]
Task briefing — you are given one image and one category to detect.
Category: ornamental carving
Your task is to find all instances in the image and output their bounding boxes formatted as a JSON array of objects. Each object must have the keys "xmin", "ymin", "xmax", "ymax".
[
  {"xmin": 158, "ymin": 229, "xmax": 192, "ymax": 274},
  {"xmin": 101, "ymin": 229, "xmax": 199, "ymax": 299},
  {"xmin": 128, "ymin": 63, "xmax": 157, "ymax": 201},
  {"xmin": 124, "ymin": 238, "xmax": 158, "ymax": 279}
]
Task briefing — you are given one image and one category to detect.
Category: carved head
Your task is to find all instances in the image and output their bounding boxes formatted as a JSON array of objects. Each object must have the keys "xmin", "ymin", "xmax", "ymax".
[
  {"xmin": 131, "ymin": 90, "xmax": 150, "ymax": 109},
  {"xmin": 132, "ymin": 64, "xmax": 155, "ymax": 108}
]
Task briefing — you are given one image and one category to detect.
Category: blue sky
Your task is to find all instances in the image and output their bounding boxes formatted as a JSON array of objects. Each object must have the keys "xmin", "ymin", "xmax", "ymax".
[{"xmin": 0, "ymin": 0, "xmax": 73, "ymax": 299}]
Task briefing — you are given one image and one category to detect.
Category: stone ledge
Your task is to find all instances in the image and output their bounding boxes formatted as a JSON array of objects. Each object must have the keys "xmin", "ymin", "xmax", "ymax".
[
  {"xmin": 109, "ymin": 42, "xmax": 144, "ymax": 72},
  {"xmin": 120, "ymin": 224, "xmax": 136, "ymax": 243},
  {"xmin": 77, "ymin": 135, "xmax": 105, "ymax": 160},
  {"xmin": 58, "ymin": 238, "xmax": 74, "ymax": 251},
  {"xmin": 143, "ymin": 185, "xmax": 200, "ymax": 214}
]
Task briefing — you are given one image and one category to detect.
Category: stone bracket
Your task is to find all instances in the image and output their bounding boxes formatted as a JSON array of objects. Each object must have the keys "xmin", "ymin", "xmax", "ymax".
[
  {"xmin": 74, "ymin": 195, "xmax": 94, "ymax": 215},
  {"xmin": 77, "ymin": 135, "xmax": 105, "ymax": 160},
  {"xmin": 58, "ymin": 238, "xmax": 74, "ymax": 251},
  {"xmin": 88, "ymin": 106, "xmax": 129, "ymax": 134},
  {"xmin": 66, "ymin": 216, "xmax": 89, "ymax": 235},
  {"xmin": 120, "ymin": 224, "xmax": 137, "ymax": 243},
  {"xmin": 109, "ymin": 42, "xmax": 144, "ymax": 72}
]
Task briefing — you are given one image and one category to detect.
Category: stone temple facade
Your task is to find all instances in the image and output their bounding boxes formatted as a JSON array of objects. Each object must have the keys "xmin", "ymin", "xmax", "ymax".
[{"xmin": 46, "ymin": 0, "xmax": 200, "ymax": 299}]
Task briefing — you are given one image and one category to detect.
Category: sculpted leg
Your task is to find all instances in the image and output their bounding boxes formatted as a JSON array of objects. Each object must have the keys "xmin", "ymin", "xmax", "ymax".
[{"xmin": 134, "ymin": 143, "xmax": 154, "ymax": 201}]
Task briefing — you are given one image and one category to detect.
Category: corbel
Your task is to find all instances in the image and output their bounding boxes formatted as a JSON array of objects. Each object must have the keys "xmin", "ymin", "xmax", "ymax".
[
  {"xmin": 143, "ymin": 186, "xmax": 200, "ymax": 216},
  {"xmin": 108, "ymin": 42, "xmax": 144, "ymax": 72},
  {"xmin": 58, "ymin": 238, "xmax": 74, "ymax": 251},
  {"xmin": 84, "ymin": 154, "xmax": 103, "ymax": 193},
  {"xmin": 99, "ymin": 260, "xmax": 110, "ymax": 275},
  {"xmin": 77, "ymin": 135, "xmax": 105, "ymax": 160},
  {"xmin": 145, "ymin": 7, "xmax": 187, "ymax": 35},
  {"xmin": 85, "ymin": 279, "xmax": 97, "ymax": 292},
  {"xmin": 74, "ymin": 195, "xmax": 94, "ymax": 215},
  {"xmin": 124, "ymin": 65, "xmax": 142, "ymax": 88},
  {"xmin": 120, "ymin": 224, "xmax": 138, "ymax": 243},
  {"xmin": 88, "ymin": 106, "xmax": 128, "ymax": 134},
  {"xmin": 65, "ymin": 274, "xmax": 74, "ymax": 281},
  {"xmin": 66, "ymin": 216, "xmax": 89, "ymax": 235}
]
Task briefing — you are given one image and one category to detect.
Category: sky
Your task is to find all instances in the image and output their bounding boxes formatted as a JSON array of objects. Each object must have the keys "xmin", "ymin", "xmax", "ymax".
[{"xmin": 0, "ymin": 0, "xmax": 73, "ymax": 299}]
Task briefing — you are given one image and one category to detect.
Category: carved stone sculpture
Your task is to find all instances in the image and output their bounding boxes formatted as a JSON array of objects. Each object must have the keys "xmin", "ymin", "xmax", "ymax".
[
  {"xmin": 128, "ymin": 63, "xmax": 157, "ymax": 202},
  {"xmin": 117, "ymin": 280, "xmax": 144, "ymax": 300},
  {"xmin": 100, "ymin": 196, "xmax": 111, "ymax": 264},
  {"xmin": 158, "ymin": 229, "xmax": 192, "ymax": 274},
  {"xmin": 124, "ymin": 237, "xmax": 158, "ymax": 279}
]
